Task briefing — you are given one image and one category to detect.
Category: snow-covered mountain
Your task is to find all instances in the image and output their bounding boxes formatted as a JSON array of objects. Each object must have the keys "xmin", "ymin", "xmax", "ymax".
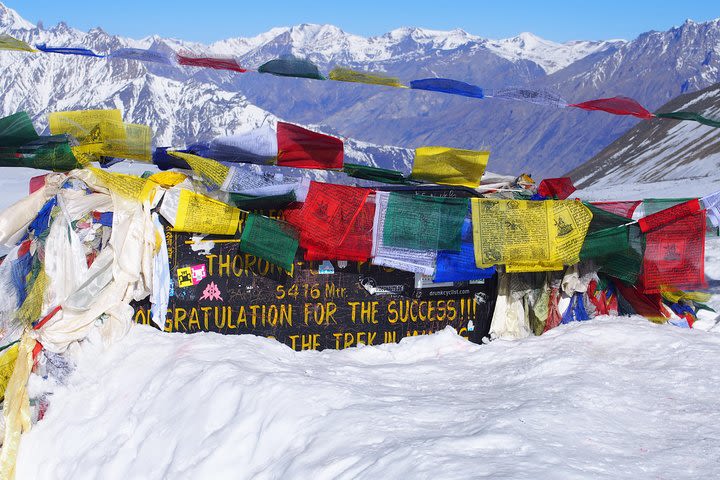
[
  {"xmin": 569, "ymin": 83, "xmax": 720, "ymax": 190},
  {"xmin": 0, "ymin": 3, "xmax": 718, "ymax": 177}
]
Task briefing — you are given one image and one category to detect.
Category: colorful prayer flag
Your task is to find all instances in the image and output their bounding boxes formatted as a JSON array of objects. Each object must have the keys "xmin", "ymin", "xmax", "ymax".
[
  {"xmin": 176, "ymin": 52, "xmax": 246, "ymax": 73},
  {"xmin": 382, "ymin": 193, "xmax": 467, "ymax": 251},
  {"xmin": 568, "ymin": 96, "xmax": 654, "ymax": 119},
  {"xmin": 276, "ymin": 122, "xmax": 343, "ymax": 169},
  {"xmin": 258, "ymin": 58, "xmax": 325, "ymax": 80},
  {"xmin": 537, "ymin": 177, "xmax": 576, "ymax": 200},
  {"xmin": 411, "ymin": 146, "xmax": 488, "ymax": 187},
  {"xmin": 328, "ymin": 67, "xmax": 404, "ymax": 87},
  {"xmin": 471, "ymin": 199, "xmax": 592, "ymax": 270},
  {"xmin": 409, "ymin": 78, "xmax": 484, "ymax": 99}
]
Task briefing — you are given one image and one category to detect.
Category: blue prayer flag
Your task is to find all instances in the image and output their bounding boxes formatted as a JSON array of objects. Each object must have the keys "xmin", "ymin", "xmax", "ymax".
[{"xmin": 410, "ymin": 78, "xmax": 484, "ymax": 99}]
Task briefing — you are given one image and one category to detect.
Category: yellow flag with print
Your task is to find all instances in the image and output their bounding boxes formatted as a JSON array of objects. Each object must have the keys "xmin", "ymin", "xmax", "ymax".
[
  {"xmin": 471, "ymin": 199, "xmax": 592, "ymax": 271},
  {"xmin": 175, "ymin": 189, "xmax": 241, "ymax": 236},
  {"xmin": 411, "ymin": 147, "xmax": 489, "ymax": 187},
  {"xmin": 169, "ymin": 151, "xmax": 229, "ymax": 187}
]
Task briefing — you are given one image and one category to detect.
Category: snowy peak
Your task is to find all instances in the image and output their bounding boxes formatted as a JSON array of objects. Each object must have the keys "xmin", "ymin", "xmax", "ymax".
[
  {"xmin": 0, "ymin": 3, "xmax": 34, "ymax": 31},
  {"xmin": 485, "ymin": 33, "xmax": 622, "ymax": 74}
]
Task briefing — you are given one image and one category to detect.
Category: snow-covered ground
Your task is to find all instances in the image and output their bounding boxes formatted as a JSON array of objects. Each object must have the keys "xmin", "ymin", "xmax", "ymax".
[
  {"xmin": 1, "ymin": 172, "xmax": 717, "ymax": 478},
  {"xmin": 16, "ymin": 317, "xmax": 720, "ymax": 479}
]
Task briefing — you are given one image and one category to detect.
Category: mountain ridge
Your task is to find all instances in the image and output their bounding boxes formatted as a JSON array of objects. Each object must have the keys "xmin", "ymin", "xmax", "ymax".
[{"xmin": 0, "ymin": 3, "xmax": 719, "ymax": 177}]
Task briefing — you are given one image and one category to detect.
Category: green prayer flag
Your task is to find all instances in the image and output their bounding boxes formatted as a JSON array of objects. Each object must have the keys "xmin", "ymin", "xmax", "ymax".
[
  {"xmin": 0, "ymin": 112, "xmax": 39, "ymax": 147},
  {"xmin": 382, "ymin": 193, "xmax": 467, "ymax": 251},
  {"xmin": 258, "ymin": 58, "xmax": 326, "ymax": 80},
  {"xmin": 239, "ymin": 213, "xmax": 299, "ymax": 271},
  {"xmin": 580, "ymin": 203, "xmax": 645, "ymax": 284},
  {"xmin": 230, "ymin": 191, "xmax": 297, "ymax": 210},
  {"xmin": 343, "ymin": 163, "xmax": 409, "ymax": 184},
  {"xmin": 656, "ymin": 111, "xmax": 720, "ymax": 128}
]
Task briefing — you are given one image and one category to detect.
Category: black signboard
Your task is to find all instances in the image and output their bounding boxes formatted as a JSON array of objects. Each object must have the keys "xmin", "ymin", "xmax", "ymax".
[{"xmin": 134, "ymin": 194, "xmax": 498, "ymax": 351}]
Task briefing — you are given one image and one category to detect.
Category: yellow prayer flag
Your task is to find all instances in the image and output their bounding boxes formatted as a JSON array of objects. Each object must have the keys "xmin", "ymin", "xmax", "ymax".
[
  {"xmin": 175, "ymin": 189, "xmax": 240, "ymax": 236},
  {"xmin": 49, "ymin": 110, "xmax": 151, "ymax": 162},
  {"xmin": 328, "ymin": 67, "xmax": 405, "ymax": 88},
  {"xmin": 169, "ymin": 151, "xmax": 229, "ymax": 187},
  {"xmin": 0, "ymin": 34, "xmax": 36, "ymax": 53},
  {"xmin": 411, "ymin": 146, "xmax": 489, "ymax": 187},
  {"xmin": 49, "ymin": 110, "xmax": 124, "ymax": 142},
  {"xmin": 0, "ymin": 344, "xmax": 19, "ymax": 401},
  {"xmin": 89, "ymin": 167, "xmax": 156, "ymax": 202},
  {"xmin": 147, "ymin": 171, "xmax": 188, "ymax": 188},
  {"xmin": 471, "ymin": 199, "xmax": 592, "ymax": 271},
  {"xmin": 102, "ymin": 122, "xmax": 152, "ymax": 162}
]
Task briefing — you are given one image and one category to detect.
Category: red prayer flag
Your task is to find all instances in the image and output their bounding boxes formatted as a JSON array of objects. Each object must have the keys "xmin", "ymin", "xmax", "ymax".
[
  {"xmin": 289, "ymin": 181, "xmax": 370, "ymax": 249},
  {"xmin": 29, "ymin": 174, "xmax": 48, "ymax": 194},
  {"xmin": 638, "ymin": 198, "xmax": 701, "ymax": 233},
  {"xmin": 568, "ymin": 96, "xmax": 654, "ymax": 120},
  {"xmin": 613, "ymin": 280, "xmax": 672, "ymax": 322},
  {"xmin": 303, "ymin": 201, "xmax": 376, "ymax": 261},
  {"xmin": 276, "ymin": 122, "xmax": 344, "ymax": 169},
  {"xmin": 537, "ymin": 177, "xmax": 576, "ymax": 199},
  {"xmin": 590, "ymin": 201, "xmax": 641, "ymax": 218},
  {"xmin": 638, "ymin": 211, "xmax": 706, "ymax": 294},
  {"xmin": 177, "ymin": 53, "xmax": 246, "ymax": 73}
]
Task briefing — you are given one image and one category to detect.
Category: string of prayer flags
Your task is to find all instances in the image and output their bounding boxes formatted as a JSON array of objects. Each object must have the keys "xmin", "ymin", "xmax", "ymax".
[
  {"xmin": 0, "ymin": 34, "xmax": 35, "ymax": 53},
  {"xmin": 35, "ymin": 43, "xmax": 103, "ymax": 57},
  {"xmin": 434, "ymin": 219, "xmax": 496, "ymax": 282},
  {"xmin": 176, "ymin": 52, "xmax": 246, "ymax": 73},
  {"xmin": 209, "ymin": 124, "xmax": 278, "ymax": 164},
  {"xmin": 239, "ymin": 213, "xmax": 298, "ymax": 271},
  {"xmin": 638, "ymin": 210, "xmax": 706, "ymax": 294},
  {"xmin": 287, "ymin": 181, "xmax": 370, "ymax": 249},
  {"xmin": 489, "ymin": 88, "xmax": 567, "ymax": 108},
  {"xmin": 410, "ymin": 146, "xmax": 489, "ymax": 187},
  {"xmin": 258, "ymin": 57, "xmax": 325, "ymax": 80},
  {"xmin": 371, "ymin": 191, "xmax": 437, "ymax": 275},
  {"xmin": 537, "ymin": 177, "xmax": 576, "ymax": 200},
  {"xmin": 409, "ymin": 78, "xmax": 484, "ymax": 99},
  {"xmin": 108, "ymin": 48, "xmax": 174, "ymax": 65},
  {"xmin": 382, "ymin": 193, "xmax": 467, "ymax": 251},
  {"xmin": 328, "ymin": 67, "xmax": 404, "ymax": 88},
  {"xmin": 276, "ymin": 122, "xmax": 343, "ymax": 169},
  {"xmin": 471, "ymin": 199, "xmax": 592, "ymax": 270},
  {"xmin": 655, "ymin": 111, "xmax": 720, "ymax": 128},
  {"xmin": 342, "ymin": 163, "xmax": 408, "ymax": 184},
  {"xmin": 303, "ymin": 202, "xmax": 376, "ymax": 262},
  {"xmin": 589, "ymin": 201, "xmax": 641, "ymax": 219},
  {"xmin": 638, "ymin": 198, "xmax": 702, "ymax": 233},
  {"xmin": 568, "ymin": 96, "xmax": 654, "ymax": 119}
]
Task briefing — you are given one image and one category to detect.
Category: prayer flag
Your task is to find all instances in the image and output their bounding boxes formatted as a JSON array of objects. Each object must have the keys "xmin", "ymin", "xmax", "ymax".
[
  {"xmin": 411, "ymin": 146, "xmax": 488, "ymax": 187},
  {"xmin": 276, "ymin": 122, "xmax": 343, "ymax": 169},
  {"xmin": 569, "ymin": 96, "xmax": 654, "ymax": 119}
]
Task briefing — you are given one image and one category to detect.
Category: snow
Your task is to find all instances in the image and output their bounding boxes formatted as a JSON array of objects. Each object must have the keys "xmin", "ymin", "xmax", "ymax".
[
  {"xmin": 484, "ymin": 34, "xmax": 621, "ymax": 74},
  {"xmin": 16, "ymin": 316, "xmax": 720, "ymax": 479}
]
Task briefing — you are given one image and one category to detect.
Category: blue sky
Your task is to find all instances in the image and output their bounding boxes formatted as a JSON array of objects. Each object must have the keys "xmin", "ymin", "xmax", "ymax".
[{"xmin": 5, "ymin": 0, "xmax": 720, "ymax": 43}]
